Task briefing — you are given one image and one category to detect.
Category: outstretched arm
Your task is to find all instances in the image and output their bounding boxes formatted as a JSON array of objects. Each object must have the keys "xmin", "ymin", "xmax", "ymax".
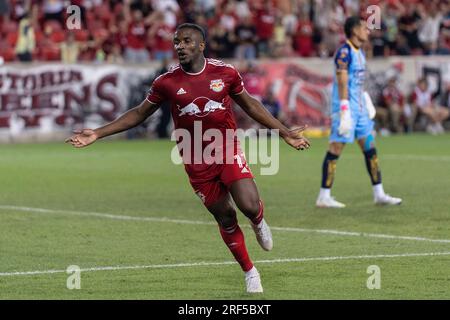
[
  {"xmin": 231, "ymin": 90, "xmax": 310, "ymax": 150},
  {"xmin": 65, "ymin": 99, "xmax": 160, "ymax": 148}
]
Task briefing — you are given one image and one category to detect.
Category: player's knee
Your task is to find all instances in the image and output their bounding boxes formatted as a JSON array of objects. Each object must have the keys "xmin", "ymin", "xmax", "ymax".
[
  {"xmin": 329, "ymin": 143, "xmax": 344, "ymax": 155},
  {"xmin": 362, "ymin": 133, "xmax": 375, "ymax": 151},
  {"xmin": 216, "ymin": 208, "xmax": 237, "ymax": 228},
  {"xmin": 238, "ymin": 198, "xmax": 260, "ymax": 218}
]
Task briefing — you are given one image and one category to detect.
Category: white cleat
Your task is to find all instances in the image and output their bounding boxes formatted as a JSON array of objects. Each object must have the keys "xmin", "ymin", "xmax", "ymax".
[
  {"xmin": 245, "ymin": 267, "xmax": 263, "ymax": 293},
  {"xmin": 374, "ymin": 194, "xmax": 402, "ymax": 206},
  {"xmin": 251, "ymin": 219, "xmax": 273, "ymax": 251},
  {"xmin": 316, "ymin": 195, "xmax": 346, "ymax": 208}
]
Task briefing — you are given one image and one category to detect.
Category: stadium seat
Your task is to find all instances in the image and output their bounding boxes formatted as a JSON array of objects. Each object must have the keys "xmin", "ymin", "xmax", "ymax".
[
  {"xmin": 1, "ymin": 20, "xmax": 18, "ymax": 35},
  {"xmin": 0, "ymin": 46, "xmax": 16, "ymax": 61},
  {"xmin": 6, "ymin": 32, "xmax": 18, "ymax": 47},
  {"xmin": 41, "ymin": 46, "xmax": 61, "ymax": 61},
  {"xmin": 34, "ymin": 30, "xmax": 45, "ymax": 43},
  {"xmin": 74, "ymin": 29, "xmax": 90, "ymax": 42},
  {"xmin": 92, "ymin": 28, "xmax": 109, "ymax": 41},
  {"xmin": 87, "ymin": 19, "xmax": 106, "ymax": 31},
  {"xmin": 50, "ymin": 30, "xmax": 66, "ymax": 43},
  {"xmin": 85, "ymin": 11, "xmax": 96, "ymax": 29}
]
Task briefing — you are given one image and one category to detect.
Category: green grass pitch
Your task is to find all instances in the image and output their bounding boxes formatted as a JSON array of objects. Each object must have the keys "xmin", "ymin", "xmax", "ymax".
[{"xmin": 0, "ymin": 133, "xmax": 449, "ymax": 299}]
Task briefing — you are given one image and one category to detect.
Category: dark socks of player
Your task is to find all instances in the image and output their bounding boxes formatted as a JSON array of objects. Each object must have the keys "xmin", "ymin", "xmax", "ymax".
[
  {"xmin": 219, "ymin": 223, "xmax": 253, "ymax": 272},
  {"xmin": 250, "ymin": 200, "xmax": 264, "ymax": 226},
  {"xmin": 321, "ymin": 152, "xmax": 339, "ymax": 188},
  {"xmin": 364, "ymin": 148, "xmax": 382, "ymax": 185}
]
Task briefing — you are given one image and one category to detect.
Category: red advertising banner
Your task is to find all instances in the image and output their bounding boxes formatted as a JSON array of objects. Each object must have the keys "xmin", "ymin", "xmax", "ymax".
[{"xmin": 235, "ymin": 61, "xmax": 333, "ymax": 130}]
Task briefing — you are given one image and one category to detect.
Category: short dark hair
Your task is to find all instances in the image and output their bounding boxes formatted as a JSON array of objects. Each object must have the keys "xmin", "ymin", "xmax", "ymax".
[
  {"xmin": 176, "ymin": 23, "xmax": 206, "ymax": 41},
  {"xmin": 418, "ymin": 77, "xmax": 428, "ymax": 85},
  {"xmin": 344, "ymin": 16, "xmax": 363, "ymax": 38}
]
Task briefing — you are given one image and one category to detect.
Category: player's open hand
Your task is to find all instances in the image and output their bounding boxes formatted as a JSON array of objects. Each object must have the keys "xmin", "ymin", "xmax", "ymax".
[
  {"xmin": 283, "ymin": 126, "xmax": 310, "ymax": 151},
  {"xmin": 65, "ymin": 129, "xmax": 98, "ymax": 148}
]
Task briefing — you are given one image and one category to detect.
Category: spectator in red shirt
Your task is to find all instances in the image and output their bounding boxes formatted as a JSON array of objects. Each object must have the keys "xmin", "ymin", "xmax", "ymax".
[
  {"xmin": 112, "ymin": 18, "xmax": 129, "ymax": 53},
  {"xmin": 124, "ymin": 8, "xmax": 150, "ymax": 63},
  {"xmin": 254, "ymin": 0, "xmax": 275, "ymax": 57},
  {"xmin": 241, "ymin": 61, "xmax": 264, "ymax": 101},
  {"xmin": 148, "ymin": 18, "xmax": 174, "ymax": 61},
  {"xmin": 294, "ymin": 11, "xmax": 314, "ymax": 57},
  {"xmin": 378, "ymin": 77, "xmax": 405, "ymax": 134}
]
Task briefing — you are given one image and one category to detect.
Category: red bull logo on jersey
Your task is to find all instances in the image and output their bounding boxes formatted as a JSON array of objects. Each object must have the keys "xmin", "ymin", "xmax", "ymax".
[
  {"xmin": 209, "ymin": 79, "xmax": 225, "ymax": 92},
  {"xmin": 177, "ymin": 97, "xmax": 226, "ymax": 117}
]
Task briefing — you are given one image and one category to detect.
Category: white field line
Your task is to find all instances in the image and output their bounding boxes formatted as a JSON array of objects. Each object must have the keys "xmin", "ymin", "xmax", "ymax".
[
  {"xmin": 1, "ymin": 205, "xmax": 450, "ymax": 245},
  {"xmin": 1, "ymin": 251, "xmax": 450, "ymax": 277},
  {"xmin": 0, "ymin": 205, "xmax": 213, "ymax": 226}
]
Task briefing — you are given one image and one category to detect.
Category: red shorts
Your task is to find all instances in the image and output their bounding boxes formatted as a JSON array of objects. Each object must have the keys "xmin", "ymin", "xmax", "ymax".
[{"xmin": 185, "ymin": 152, "xmax": 254, "ymax": 207}]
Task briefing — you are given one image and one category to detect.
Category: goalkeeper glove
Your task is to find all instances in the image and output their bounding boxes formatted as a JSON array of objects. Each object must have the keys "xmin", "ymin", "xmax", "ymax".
[
  {"xmin": 338, "ymin": 99, "xmax": 352, "ymax": 137},
  {"xmin": 364, "ymin": 91, "xmax": 376, "ymax": 119}
]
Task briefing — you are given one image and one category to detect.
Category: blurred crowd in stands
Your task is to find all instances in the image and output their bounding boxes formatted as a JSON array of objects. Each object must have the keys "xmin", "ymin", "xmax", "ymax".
[
  {"xmin": 1, "ymin": 0, "xmax": 450, "ymax": 63},
  {"xmin": 0, "ymin": 0, "xmax": 449, "ymax": 134},
  {"xmin": 373, "ymin": 74, "xmax": 450, "ymax": 136},
  {"xmin": 240, "ymin": 61, "xmax": 450, "ymax": 136}
]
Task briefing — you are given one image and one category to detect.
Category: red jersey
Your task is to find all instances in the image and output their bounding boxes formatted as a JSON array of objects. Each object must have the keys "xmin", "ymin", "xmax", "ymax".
[
  {"xmin": 382, "ymin": 86, "xmax": 404, "ymax": 108},
  {"xmin": 127, "ymin": 22, "xmax": 146, "ymax": 50},
  {"xmin": 153, "ymin": 24, "xmax": 174, "ymax": 52},
  {"xmin": 255, "ymin": 9, "xmax": 275, "ymax": 40},
  {"xmin": 295, "ymin": 21, "xmax": 314, "ymax": 57},
  {"xmin": 146, "ymin": 58, "xmax": 245, "ymax": 175}
]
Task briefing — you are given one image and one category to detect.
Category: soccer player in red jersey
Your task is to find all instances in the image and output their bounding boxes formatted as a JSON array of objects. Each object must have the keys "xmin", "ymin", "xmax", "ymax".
[{"xmin": 66, "ymin": 23, "xmax": 310, "ymax": 293}]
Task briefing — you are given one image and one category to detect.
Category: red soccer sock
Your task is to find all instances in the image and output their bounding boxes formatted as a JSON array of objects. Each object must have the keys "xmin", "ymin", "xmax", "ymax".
[
  {"xmin": 250, "ymin": 200, "xmax": 264, "ymax": 226},
  {"xmin": 219, "ymin": 222, "xmax": 254, "ymax": 272}
]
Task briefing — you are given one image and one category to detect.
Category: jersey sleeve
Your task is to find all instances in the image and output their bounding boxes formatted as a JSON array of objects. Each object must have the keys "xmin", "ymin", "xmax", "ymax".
[
  {"xmin": 229, "ymin": 68, "xmax": 245, "ymax": 95},
  {"xmin": 334, "ymin": 45, "xmax": 351, "ymax": 72},
  {"xmin": 146, "ymin": 75, "xmax": 167, "ymax": 105}
]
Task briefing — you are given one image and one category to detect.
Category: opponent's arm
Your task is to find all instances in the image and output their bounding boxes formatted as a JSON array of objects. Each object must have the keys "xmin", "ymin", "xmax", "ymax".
[
  {"xmin": 231, "ymin": 90, "xmax": 310, "ymax": 150},
  {"xmin": 65, "ymin": 99, "xmax": 160, "ymax": 148}
]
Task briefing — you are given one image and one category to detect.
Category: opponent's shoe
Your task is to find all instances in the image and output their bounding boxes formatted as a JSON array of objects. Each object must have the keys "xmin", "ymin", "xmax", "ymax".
[
  {"xmin": 374, "ymin": 194, "xmax": 402, "ymax": 205},
  {"xmin": 245, "ymin": 267, "xmax": 263, "ymax": 293},
  {"xmin": 251, "ymin": 219, "xmax": 273, "ymax": 251},
  {"xmin": 316, "ymin": 195, "xmax": 346, "ymax": 208}
]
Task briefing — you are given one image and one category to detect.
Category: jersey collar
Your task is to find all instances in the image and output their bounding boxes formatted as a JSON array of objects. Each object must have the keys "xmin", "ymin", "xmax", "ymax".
[
  {"xmin": 346, "ymin": 40, "xmax": 360, "ymax": 51},
  {"xmin": 181, "ymin": 59, "xmax": 207, "ymax": 75}
]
